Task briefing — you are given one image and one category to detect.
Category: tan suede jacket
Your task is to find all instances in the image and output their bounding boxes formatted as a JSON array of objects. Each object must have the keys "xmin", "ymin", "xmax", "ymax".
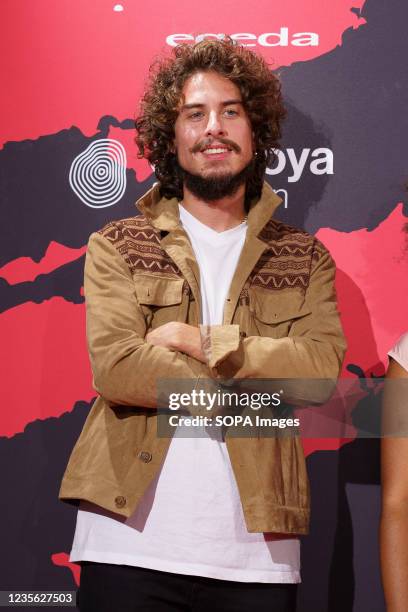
[{"xmin": 59, "ymin": 181, "xmax": 346, "ymax": 534}]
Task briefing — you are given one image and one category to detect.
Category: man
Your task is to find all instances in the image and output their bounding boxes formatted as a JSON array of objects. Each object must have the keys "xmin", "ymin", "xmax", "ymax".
[{"xmin": 60, "ymin": 38, "xmax": 346, "ymax": 611}]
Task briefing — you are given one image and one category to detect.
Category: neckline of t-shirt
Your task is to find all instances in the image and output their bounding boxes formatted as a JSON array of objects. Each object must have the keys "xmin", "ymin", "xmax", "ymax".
[{"xmin": 179, "ymin": 203, "xmax": 247, "ymax": 240}]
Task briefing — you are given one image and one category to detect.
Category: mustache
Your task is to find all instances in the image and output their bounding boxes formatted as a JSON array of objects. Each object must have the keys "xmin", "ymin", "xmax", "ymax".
[{"xmin": 190, "ymin": 137, "xmax": 241, "ymax": 154}]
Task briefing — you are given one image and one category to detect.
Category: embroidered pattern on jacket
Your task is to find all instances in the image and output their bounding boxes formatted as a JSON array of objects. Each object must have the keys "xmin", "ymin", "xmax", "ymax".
[
  {"xmin": 238, "ymin": 219, "xmax": 326, "ymax": 302},
  {"xmin": 97, "ymin": 217, "xmax": 182, "ymax": 279},
  {"xmin": 97, "ymin": 215, "xmax": 326, "ymax": 303}
]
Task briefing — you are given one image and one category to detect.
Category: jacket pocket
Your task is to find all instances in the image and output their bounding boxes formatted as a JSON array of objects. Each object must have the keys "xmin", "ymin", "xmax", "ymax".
[
  {"xmin": 134, "ymin": 275, "xmax": 185, "ymax": 330},
  {"xmin": 248, "ymin": 286, "xmax": 311, "ymax": 338},
  {"xmin": 135, "ymin": 275, "xmax": 184, "ymax": 306}
]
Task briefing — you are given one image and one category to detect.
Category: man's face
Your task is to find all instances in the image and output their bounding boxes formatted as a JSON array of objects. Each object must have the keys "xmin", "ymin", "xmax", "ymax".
[{"xmin": 173, "ymin": 71, "xmax": 255, "ymax": 192}]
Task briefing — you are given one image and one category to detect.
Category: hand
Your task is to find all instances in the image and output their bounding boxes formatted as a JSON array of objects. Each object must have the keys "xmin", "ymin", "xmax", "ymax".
[{"xmin": 146, "ymin": 322, "xmax": 207, "ymax": 363}]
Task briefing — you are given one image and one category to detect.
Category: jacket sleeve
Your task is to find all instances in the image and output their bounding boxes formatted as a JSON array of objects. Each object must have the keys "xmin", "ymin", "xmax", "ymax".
[
  {"xmin": 200, "ymin": 243, "xmax": 347, "ymax": 403},
  {"xmin": 84, "ymin": 230, "xmax": 205, "ymax": 408}
]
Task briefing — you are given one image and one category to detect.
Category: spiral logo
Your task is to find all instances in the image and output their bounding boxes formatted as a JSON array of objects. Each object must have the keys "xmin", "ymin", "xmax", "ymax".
[{"xmin": 69, "ymin": 139, "xmax": 127, "ymax": 208}]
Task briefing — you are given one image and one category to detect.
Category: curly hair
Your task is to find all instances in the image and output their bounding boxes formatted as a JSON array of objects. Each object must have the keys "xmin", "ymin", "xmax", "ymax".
[{"xmin": 135, "ymin": 37, "xmax": 286, "ymax": 204}]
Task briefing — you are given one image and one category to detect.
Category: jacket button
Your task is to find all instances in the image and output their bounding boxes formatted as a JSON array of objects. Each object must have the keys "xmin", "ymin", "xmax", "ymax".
[
  {"xmin": 138, "ymin": 451, "xmax": 152, "ymax": 463},
  {"xmin": 114, "ymin": 495, "xmax": 126, "ymax": 508}
]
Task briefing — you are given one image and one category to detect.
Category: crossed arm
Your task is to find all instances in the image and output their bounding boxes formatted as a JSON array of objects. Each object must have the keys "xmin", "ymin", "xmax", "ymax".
[
  {"xmin": 85, "ymin": 230, "xmax": 346, "ymax": 408},
  {"xmin": 380, "ymin": 357, "xmax": 408, "ymax": 612},
  {"xmin": 146, "ymin": 321, "xmax": 206, "ymax": 363},
  {"xmin": 84, "ymin": 231, "xmax": 208, "ymax": 408}
]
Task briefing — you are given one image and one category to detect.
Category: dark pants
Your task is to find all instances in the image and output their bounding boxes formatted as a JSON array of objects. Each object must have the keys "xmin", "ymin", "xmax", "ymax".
[{"xmin": 78, "ymin": 561, "xmax": 298, "ymax": 612}]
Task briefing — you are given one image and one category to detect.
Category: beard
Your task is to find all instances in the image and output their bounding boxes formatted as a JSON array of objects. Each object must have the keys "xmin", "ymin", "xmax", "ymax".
[{"xmin": 177, "ymin": 158, "xmax": 255, "ymax": 202}]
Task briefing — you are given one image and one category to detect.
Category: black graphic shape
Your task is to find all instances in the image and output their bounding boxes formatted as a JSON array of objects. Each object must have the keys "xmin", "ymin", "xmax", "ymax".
[{"xmin": 277, "ymin": 0, "xmax": 408, "ymax": 232}]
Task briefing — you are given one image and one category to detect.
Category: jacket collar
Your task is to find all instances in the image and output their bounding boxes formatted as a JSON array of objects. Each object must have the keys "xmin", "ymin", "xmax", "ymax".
[{"xmin": 135, "ymin": 181, "xmax": 282, "ymax": 235}]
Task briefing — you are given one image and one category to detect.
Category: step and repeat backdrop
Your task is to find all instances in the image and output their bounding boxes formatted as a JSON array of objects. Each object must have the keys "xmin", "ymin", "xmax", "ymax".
[{"xmin": 1, "ymin": 0, "xmax": 407, "ymax": 610}]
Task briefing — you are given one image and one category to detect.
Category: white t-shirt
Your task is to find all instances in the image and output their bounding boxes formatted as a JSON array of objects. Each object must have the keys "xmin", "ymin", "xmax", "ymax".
[
  {"xmin": 388, "ymin": 332, "xmax": 408, "ymax": 372},
  {"xmin": 69, "ymin": 204, "xmax": 300, "ymax": 583}
]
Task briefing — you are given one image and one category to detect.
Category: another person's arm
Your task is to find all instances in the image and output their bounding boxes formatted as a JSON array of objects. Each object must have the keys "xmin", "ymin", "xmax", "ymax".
[{"xmin": 381, "ymin": 357, "xmax": 408, "ymax": 611}]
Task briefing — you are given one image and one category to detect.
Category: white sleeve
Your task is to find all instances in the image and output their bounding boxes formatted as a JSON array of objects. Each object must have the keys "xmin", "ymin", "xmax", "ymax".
[{"xmin": 388, "ymin": 332, "xmax": 408, "ymax": 372}]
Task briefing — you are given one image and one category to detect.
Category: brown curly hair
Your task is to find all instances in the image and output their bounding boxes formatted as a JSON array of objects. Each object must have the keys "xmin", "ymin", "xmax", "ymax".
[{"xmin": 135, "ymin": 37, "xmax": 286, "ymax": 204}]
